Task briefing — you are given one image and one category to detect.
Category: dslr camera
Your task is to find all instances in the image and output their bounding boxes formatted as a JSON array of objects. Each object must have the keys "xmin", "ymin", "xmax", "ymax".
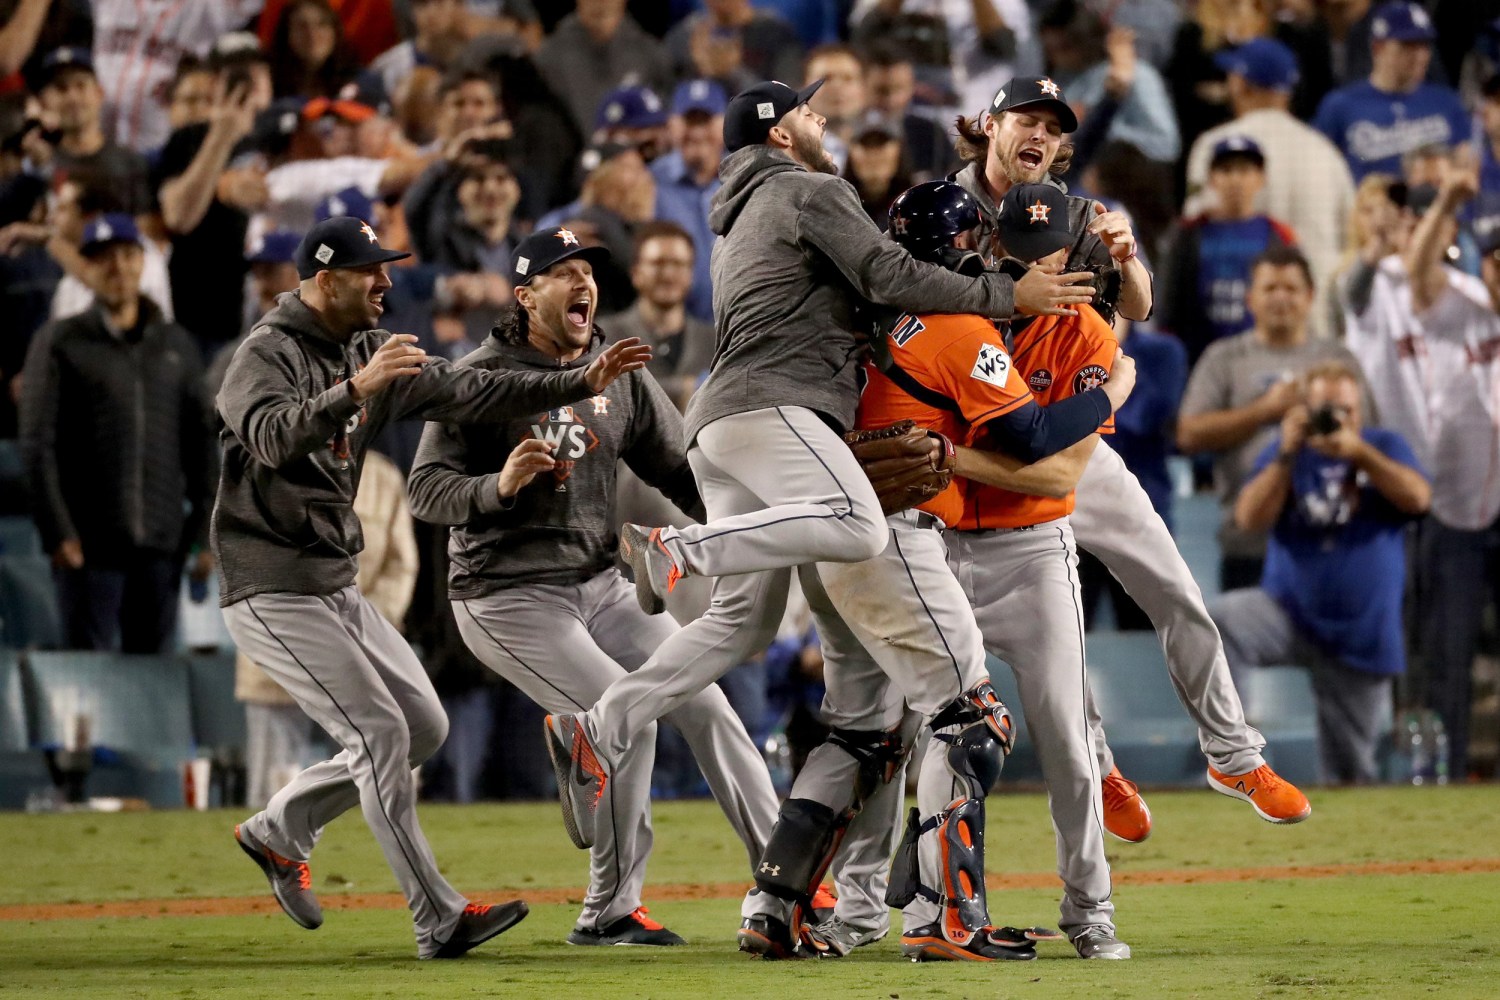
[{"xmin": 1307, "ymin": 404, "xmax": 1343, "ymax": 436}]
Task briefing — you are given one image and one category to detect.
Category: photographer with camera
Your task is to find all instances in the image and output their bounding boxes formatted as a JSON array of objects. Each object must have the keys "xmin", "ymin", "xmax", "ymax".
[{"xmin": 1210, "ymin": 361, "xmax": 1430, "ymax": 785}]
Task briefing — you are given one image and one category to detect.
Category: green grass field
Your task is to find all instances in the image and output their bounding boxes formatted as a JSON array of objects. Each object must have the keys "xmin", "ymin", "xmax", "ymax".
[{"xmin": 3, "ymin": 785, "xmax": 1498, "ymax": 999}]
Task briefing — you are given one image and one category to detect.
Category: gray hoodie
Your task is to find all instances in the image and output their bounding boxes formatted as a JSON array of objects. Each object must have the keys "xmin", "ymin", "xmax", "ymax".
[
  {"xmin": 685, "ymin": 146, "xmax": 1018, "ymax": 440},
  {"xmin": 212, "ymin": 291, "xmax": 595, "ymax": 606},
  {"xmin": 407, "ymin": 333, "xmax": 700, "ymax": 596}
]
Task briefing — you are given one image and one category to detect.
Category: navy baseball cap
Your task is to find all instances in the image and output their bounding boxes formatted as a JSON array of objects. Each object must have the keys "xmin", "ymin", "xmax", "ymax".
[
  {"xmin": 314, "ymin": 186, "xmax": 376, "ymax": 226},
  {"xmin": 671, "ymin": 79, "xmax": 728, "ymax": 117},
  {"xmin": 295, "ymin": 216, "xmax": 410, "ymax": 280},
  {"xmin": 1371, "ymin": 1, "xmax": 1436, "ymax": 42},
  {"xmin": 723, "ymin": 79, "xmax": 824, "ymax": 153},
  {"xmin": 247, "ymin": 229, "xmax": 302, "ymax": 265},
  {"xmin": 1210, "ymin": 135, "xmax": 1266, "ymax": 169},
  {"xmin": 989, "ymin": 76, "xmax": 1078, "ymax": 133},
  {"xmin": 1404, "ymin": 183, "xmax": 1440, "ymax": 217},
  {"xmin": 1475, "ymin": 210, "xmax": 1500, "ymax": 257},
  {"xmin": 39, "ymin": 47, "xmax": 95, "ymax": 86},
  {"xmin": 853, "ymin": 108, "xmax": 903, "ymax": 144},
  {"xmin": 996, "ymin": 184, "xmax": 1074, "ymax": 263},
  {"xmin": 1214, "ymin": 38, "xmax": 1300, "ymax": 91},
  {"xmin": 249, "ymin": 97, "xmax": 308, "ymax": 157},
  {"xmin": 511, "ymin": 225, "xmax": 611, "ymax": 286},
  {"xmin": 79, "ymin": 213, "xmax": 140, "ymax": 255},
  {"xmin": 595, "ymin": 84, "xmax": 667, "ymax": 131}
]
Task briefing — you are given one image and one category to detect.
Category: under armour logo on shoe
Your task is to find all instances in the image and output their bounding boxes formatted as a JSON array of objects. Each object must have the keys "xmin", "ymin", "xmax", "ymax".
[{"xmin": 758, "ymin": 863, "xmax": 781, "ymax": 876}]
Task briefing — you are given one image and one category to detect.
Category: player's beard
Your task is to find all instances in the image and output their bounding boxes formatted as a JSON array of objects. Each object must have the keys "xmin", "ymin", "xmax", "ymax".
[{"xmin": 791, "ymin": 129, "xmax": 839, "ymax": 176}]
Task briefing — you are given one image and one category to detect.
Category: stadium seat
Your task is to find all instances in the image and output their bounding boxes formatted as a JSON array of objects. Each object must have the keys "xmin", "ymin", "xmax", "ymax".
[
  {"xmin": 1085, "ymin": 631, "xmax": 1206, "ymax": 785},
  {"xmin": 0, "ymin": 553, "xmax": 63, "ymax": 649},
  {"xmin": 22, "ymin": 652, "xmax": 194, "ymax": 808},
  {"xmin": 0, "ymin": 649, "xmax": 51, "ymax": 808},
  {"xmin": 185, "ymin": 650, "xmax": 246, "ymax": 754},
  {"xmin": 1239, "ymin": 666, "xmax": 1328, "ymax": 787},
  {"xmin": 0, "ymin": 516, "xmax": 42, "ymax": 557},
  {"xmin": 1173, "ymin": 490, "xmax": 1224, "ymax": 603}
]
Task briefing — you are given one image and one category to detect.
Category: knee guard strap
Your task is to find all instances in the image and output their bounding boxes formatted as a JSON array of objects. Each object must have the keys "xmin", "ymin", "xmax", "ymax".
[
  {"xmin": 930, "ymin": 680, "xmax": 1014, "ymax": 755},
  {"xmin": 755, "ymin": 798, "xmax": 843, "ymax": 901},
  {"xmin": 884, "ymin": 797, "xmax": 991, "ymax": 944}
]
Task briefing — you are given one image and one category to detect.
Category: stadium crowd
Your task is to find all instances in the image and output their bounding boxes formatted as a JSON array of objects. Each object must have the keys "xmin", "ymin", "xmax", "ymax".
[{"xmin": 1, "ymin": 0, "xmax": 1498, "ymax": 805}]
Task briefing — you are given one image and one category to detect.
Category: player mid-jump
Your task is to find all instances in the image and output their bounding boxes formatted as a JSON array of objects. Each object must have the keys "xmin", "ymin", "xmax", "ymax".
[{"xmin": 543, "ymin": 79, "xmax": 1097, "ymax": 851}]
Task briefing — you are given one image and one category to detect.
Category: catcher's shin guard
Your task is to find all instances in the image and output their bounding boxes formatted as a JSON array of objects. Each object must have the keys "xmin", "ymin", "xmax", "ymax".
[
  {"xmin": 755, "ymin": 723, "xmax": 916, "ymax": 902},
  {"xmin": 754, "ymin": 798, "xmax": 843, "ymax": 902},
  {"xmin": 888, "ymin": 682, "xmax": 1014, "ymax": 943}
]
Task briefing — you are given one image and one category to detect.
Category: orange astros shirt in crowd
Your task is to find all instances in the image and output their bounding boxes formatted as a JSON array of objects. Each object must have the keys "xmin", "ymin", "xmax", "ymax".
[{"xmin": 956, "ymin": 304, "xmax": 1119, "ymax": 531}]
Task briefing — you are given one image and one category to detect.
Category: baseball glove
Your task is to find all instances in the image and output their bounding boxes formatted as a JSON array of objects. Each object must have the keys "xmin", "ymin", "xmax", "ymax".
[{"xmin": 843, "ymin": 419, "xmax": 956, "ymax": 516}]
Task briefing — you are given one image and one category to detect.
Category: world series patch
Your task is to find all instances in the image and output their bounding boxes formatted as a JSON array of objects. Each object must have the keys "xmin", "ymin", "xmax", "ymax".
[
  {"xmin": 1073, "ymin": 364, "xmax": 1109, "ymax": 394},
  {"xmin": 970, "ymin": 343, "xmax": 1012, "ymax": 387},
  {"xmin": 1028, "ymin": 368, "xmax": 1053, "ymax": 392}
]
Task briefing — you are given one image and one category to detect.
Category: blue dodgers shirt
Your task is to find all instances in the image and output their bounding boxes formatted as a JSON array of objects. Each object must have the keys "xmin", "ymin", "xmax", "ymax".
[
  {"xmin": 1196, "ymin": 216, "xmax": 1297, "ymax": 343},
  {"xmin": 1110, "ymin": 328, "xmax": 1187, "ymax": 528},
  {"xmin": 1254, "ymin": 427, "xmax": 1426, "ymax": 676},
  {"xmin": 1314, "ymin": 81, "xmax": 1471, "ymax": 181}
]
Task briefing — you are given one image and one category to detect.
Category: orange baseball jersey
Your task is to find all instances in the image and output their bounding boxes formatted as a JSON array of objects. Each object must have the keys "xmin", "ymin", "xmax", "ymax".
[
  {"xmin": 957, "ymin": 304, "xmax": 1119, "ymax": 531},
  {"xmin": 855, "ymin": 310, "xmax": 1037, "ymax": 526}
]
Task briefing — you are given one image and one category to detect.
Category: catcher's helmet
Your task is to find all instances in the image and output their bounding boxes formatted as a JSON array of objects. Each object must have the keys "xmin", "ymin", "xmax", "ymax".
[{"xmin": 888, "ymin": 181, "xmax": 982, "ymax": 264}]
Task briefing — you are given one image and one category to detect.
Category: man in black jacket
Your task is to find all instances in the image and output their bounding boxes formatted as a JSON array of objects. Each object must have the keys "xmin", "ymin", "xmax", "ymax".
[
  {"xmin": 20, "ymin": 213, "xmax": 214, "ymax": 654},
  {"xmin": 216, "ymin": 216, "xmax": 649, "ymax": 960}
]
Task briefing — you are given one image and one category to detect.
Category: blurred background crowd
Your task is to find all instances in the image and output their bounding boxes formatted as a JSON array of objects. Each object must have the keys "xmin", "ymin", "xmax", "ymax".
[{"xmin": 1, "ymin": 0, "xmax": 1499, "ymax": 809}]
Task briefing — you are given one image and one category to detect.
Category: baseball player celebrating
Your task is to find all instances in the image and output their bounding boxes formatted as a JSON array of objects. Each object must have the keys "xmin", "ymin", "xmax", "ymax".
[
  {"xmin": 219, "ymin": 217, "xmax": 650, "ymax": 959},
  {"xmin": 743, "ymin": 180, "xmax": 1138, "ymax": 963},
  {"xmin": 405, "ymin": 228, "xmax": 780, "ymax": 946},
  {"xmin": 953, "ymin": 75, "xmax": 1309, "ymax": 834},
  {"xmin": 543, "ymin": 79, "xmax": 1097, "ymax": 853}
]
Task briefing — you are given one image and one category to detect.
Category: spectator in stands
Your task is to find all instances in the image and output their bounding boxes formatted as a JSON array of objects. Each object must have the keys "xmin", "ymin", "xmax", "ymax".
[
  {"xmin": 155, "ymin": 74, "xmax": 260, "ymax": 360},
  {"xmin": 431, "ymin": 150, "xmax": 521, "ymax": 276},
  {"xmin": 268, "ymin": 0, "xmax": 362, "ymax": 101},
  {"xmin": 33, "ymin": 48, "xmax": 153, "ymax": 216},
  {"xmin": 664, "ymin": 0, "xmax": 804, "ymax": 91},
  {"xmin": 1212, "ymin": 360, "xmax": 1429, "ymax": 784},
  {"xmin": 534, "ymin": 0, "xmax": 673, "ymax": 141},
  {"xmin": 1343, "ymin": 162, "xmax": 1500, "ymax": 783},
  {"xmin": 46, "ymin": 172, "xmax": 174, "ymax": 323},
  {"xmin": 602, "ymin": 221, "xmax": 714, "ymax": 413},
  {"xmin": 91, "ymin": 0, "xmax": 261, "ymax": 153},
  {"xmin": 1313, "ymin": 1, "xmax": 1468, "ymax": 182},
  {"xmin": 1040, "ymin": 0, "xmax": 1180, "ymax": 164},
  {"xmin": 1178, "ymin": 246, "xmax": 1365, "ymax": 592},
  {"xmin": 1327, "ymin": 171, "xmax": 1407, "ymax": 335},
  {"xmin": 1159, "ymin": 136, "xmax": 1298, "ymax": 365},
  {"xmin": 205, "ymin": 230, "xmax": 305, "ymax": 404},
  {"xmin": 1185, "ymin": 37, "xmax": 1354, "ymax": 331},
  {"xmin": 236, "ymin": 448, "xmax": 417, "ymax": 809},
  {"xmin": 256, "ymin": 95, "xmax": 436, "ymax": 234},
  {"xmin": 593, "ymin": 83, "xmax": 670, "ymax": 163},
  {"xmin": 804, "ymin": 43, "xmax": 866, "ymax": 169},
  {"xmin": 1090, "ymin": 0, "xmax": 1181, "ymax": 70},
  {"xmin": 843, "ymin": 109, "xmax": 911, "ymax": 227},
  {"xmin": 862, "ymin": 42, "xmax": 953, "ymax": 182},
  {"xmin": 19, "ymin": 213, "xmax": 214, "ymax": 654},
  {"xmin": 1078, "ymin": 315, "xmax": 1188, "ymax": 630},
  {"xmin": 369, "ymin": 0, "xmax": 472, "ymax": 103},
  {"xmin": 536, "ymin": 143, "xmax": 654, "ymax": 313},
  {"xmin": 0, "ymin": 0, "xmax": 88, "ymax": 92},
  {"xmin": 165, "ymin": 58, "xmax": 217, "ymax": 135},
  {"xmin": 650, "ymin": 79, "xmax": 724, "ymax": 323},
  {"xmin": 849, "ymin": 0, "xmax": 1039, "ymax": 116}
]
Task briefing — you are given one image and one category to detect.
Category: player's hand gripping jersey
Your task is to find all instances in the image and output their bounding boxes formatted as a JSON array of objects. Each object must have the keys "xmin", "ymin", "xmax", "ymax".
[{"xmin": 957, "ymin": 304, "xmax": 1120, "ymax": 530}]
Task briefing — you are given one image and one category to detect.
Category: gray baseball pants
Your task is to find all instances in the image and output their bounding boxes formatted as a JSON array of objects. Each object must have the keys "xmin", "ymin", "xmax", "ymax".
[
  {"xmin": 453, "ymin": 569, "xmax": 779, "ymax": 929},
  {"xmin": 947, "ymin": 518, "xmax": 1114, "ymax": 935},
  {"xmin": 586, "ymin": 405, "xmax": 887, "ymax": 768},
  {"xmin": 224, "ymin": 587, "xmax": 467, "ymax": 956},
  {"xmin": 1072, "ymin": 443, "xmax": 1267, "ymax": 776}
]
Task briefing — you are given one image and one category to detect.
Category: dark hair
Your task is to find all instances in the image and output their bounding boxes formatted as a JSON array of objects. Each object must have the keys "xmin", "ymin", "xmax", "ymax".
[
  {"xmin": 864, "ymin": 41, "xmax": 912, "ymax": 71},
  {"xmin": 634, "ymin": 219, "xmax": 695, "ymax": 256},
  {"xmin": 268, "ymin": 0, "xmax": 360, "ymax": 100},
  {"xmin": 170, "ymin": 55, "xmax": 211, "ymax": 95},
  {"xmin": 1252, "ymin": 244, "xmax": 1315, "ymax": 288},
  {"xmin": 1484, "ymin": 73, "xmax": 1500, "ymax": 100},
  {"xmin": 439, "ymin": 68, "xmax": 501, "ymax": 102}
]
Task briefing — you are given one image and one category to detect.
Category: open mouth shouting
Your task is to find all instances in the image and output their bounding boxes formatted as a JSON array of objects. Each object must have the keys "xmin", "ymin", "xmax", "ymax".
[
  {"xmin": 1017, "ymin": 147, "xmax": 1045, "ymax": 171},
  {"xmin": 565, "ymin": 293, "xmax": 592, "ymax": 330}
]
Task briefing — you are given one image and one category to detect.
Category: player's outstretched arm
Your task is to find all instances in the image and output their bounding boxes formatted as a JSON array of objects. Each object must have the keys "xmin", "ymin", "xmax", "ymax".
[{"xmin": 953, "ymin": 434, "xmax": 1101, "ymax": 499}]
